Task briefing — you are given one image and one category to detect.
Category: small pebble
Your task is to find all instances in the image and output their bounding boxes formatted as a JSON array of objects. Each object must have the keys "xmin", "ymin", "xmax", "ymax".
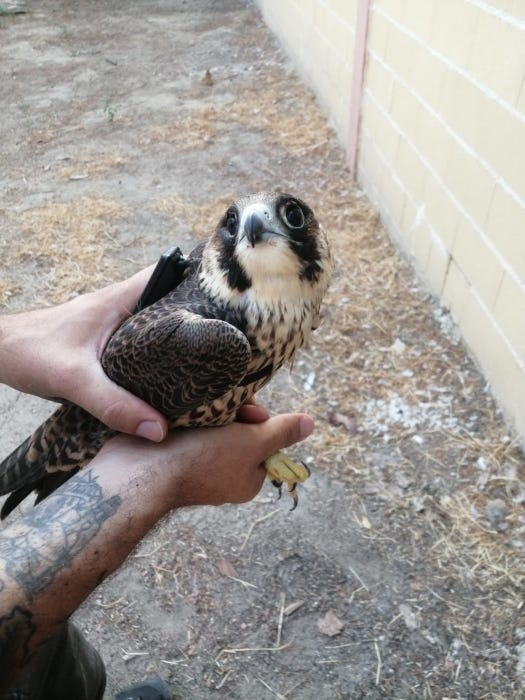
[{"xmin": 485, "ymin": 498, "xmax": 507, "ymax": 530}]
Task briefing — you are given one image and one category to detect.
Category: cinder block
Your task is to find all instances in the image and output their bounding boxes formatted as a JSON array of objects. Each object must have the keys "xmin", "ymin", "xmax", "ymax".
[
  {"xmin": 408, "ymin": 47, "xmax": 447, "ymax": 112},
  {"xmin": 442, "ymin": 241, "xmax": 525, "ymax": 436},
  {"xmin": 368, "ymin": 7, "xmax": 389, "ymax": 59},
  {"xmin": 361, "ymin": 94, "xmax": 400, "ymax": 162},
  {"xmin": 426, "ymin": 241, "xmax": 450, "ymax": 295},
  {"xmin": 384, "ymin": 20, "xmax": 419, "ymax": 80},
  {"xmin": 485, "ymin": 185, "xmax": 525, "ymax": 280},
  {"xmin": 262, "ymin": 2, "xmax": 307, "ymax": 64},
  {"xmin": 474, "ymin": 98, "xmax": 525, "ymax": 203},
  {"xmin": 430, "ymin": 0, "xmax": 480, "ymax": 66},
  {"xmin": 445, "ymin": 144, "xmax": 495, "ymax": 227},
  {"xmin": 380, "ymin": 176, "xmax": 406, "ymax": 227},
  {"xmin": 401, "ymin": 0, "xmax": 436, "ymax": 41},
  {"xmin": 468, "ymin": 10, "xmax": 525, "ymax": 105},
  {"xmin": 364, "ymin": 55, "xmax": 394, "ymax": 109},
  {"xmin": 318, "ymin": 3, "xmax": 354, "ymax": 63},
  {"xmin": 422, "ymin": 173, "xmax": 460, "ymax": 249},
  {"xmin": 458, "ymin": 290, "xmax": 525, "ymax": 441},
  {"xmin": 337, "ymin": 61, "xmax": 353, "ymax": 90},
  {"xmin": 442, "ymin": 257, "xmax": 470, "ymax": 321},
  {"xmin": 400, "ymin": 196, "xmax": 418, "ymax": 239},
  {"xmin": 359, "ymin": 130, "xmax": 389, "ymax": 190},
  {"xmin": 271, "ymin": 1, "xmax": 301, "ymax": 28},
  {"xmin": 493, "ymin": 272, "xmax": 525, "ymax": 359},
  {"xmin": 439, "ymin": 71, "xmax": 486, "ymax": 153},
  {"xmin": 390, "ymin": 81, "xmax": 426, "ymax": 143},
  {"xmin": 308, "ymin": 31, "xmax": 334, "ymax": 81},
  {"xmin": 518, "ymin": 77, "xmax": 525, "ymax": 112},
  {"xmin": 413, "ymin": 113, "xmax": 453, "ymax": 180},
  {"xmin": 441, "ymin": 77, "xmax": 525, "ymax": 198},
  {"xmin": 412, "ymin": 221, "xmax": 433, "ymax": 270},
  {"xmin": 395, "ymin": 136, "xmax": 427, "ymax": 202},
  {"xmin": 314, "ymin": 1, "xmax": 329, "ymax": 34},
  {"xmin": 324, "ymin": 0, "xmax": 358, "ymax": 30},
  {"xmin": 451, "ymin": 216, "xmax": 504, "ymax": 309},
  {"xmin": 363, "ymin": 143, "xmax": 406, "ymax": 226},
  {"xmin": 293, "ymin": 0, "xmax": 316, "ymax": 21},
  {"xmin": 376, "ymin": 0, "xmax": 406, "ymax": 21},
  {"xmin": 333, "ymin": 99, "xmax": 350, "ymax": 143}
]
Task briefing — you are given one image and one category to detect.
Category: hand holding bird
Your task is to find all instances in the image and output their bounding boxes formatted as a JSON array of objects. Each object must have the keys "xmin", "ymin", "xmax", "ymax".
[{"xmin": 0, "ymin": 192, "xmax": 333, "ymax": 516}]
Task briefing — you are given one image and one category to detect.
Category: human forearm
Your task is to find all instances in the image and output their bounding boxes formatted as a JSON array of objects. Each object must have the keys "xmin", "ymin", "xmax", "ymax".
[
  {"xmin": 0, "ymin": 412, "xmax": 313, "ymax": 687},
  {"xmin": 0, "ymin": 453, "xmax": 169, "ymax": 689}
]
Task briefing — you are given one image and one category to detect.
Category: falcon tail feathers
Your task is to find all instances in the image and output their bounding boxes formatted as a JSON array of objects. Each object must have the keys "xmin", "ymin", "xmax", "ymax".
[
  {"xmin": 0, "ymin": 434, "xmax": 46, "ymax": 496},
  {"xmin": 1, "ymin": 467, "xmax": 81, "ymax": 519},
  {"xmin": 0, "ymin": 404, "xmax": 112, "ymax": 518},
  {"xmin": 1, "ymin": 482, "xmax": 38, "ymax": 519}
]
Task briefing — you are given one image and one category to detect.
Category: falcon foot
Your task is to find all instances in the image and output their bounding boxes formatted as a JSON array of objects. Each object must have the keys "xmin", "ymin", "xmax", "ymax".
[{"xmin": 264, "ymin": 451, "xmax": 311, "ymax": 510}]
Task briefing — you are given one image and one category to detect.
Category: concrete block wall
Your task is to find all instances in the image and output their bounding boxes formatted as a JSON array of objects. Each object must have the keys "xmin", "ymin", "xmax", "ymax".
[
  {"xmin": 256, "ymin": 0, "xmax": 525, "ymax": 441},
  {"xmin": 255, "ymin": 0, "xmax": 359, "ymax": 143}
]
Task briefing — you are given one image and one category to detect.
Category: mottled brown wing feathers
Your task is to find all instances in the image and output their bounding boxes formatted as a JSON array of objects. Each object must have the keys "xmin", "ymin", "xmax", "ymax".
[{"xmin": 102, "ymin": 306, "xmax": 251, "ymax": 419}]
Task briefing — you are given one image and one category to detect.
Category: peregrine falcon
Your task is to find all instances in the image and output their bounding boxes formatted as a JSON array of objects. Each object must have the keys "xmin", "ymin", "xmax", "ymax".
[{"xmin": 0, "ymin": 192, "xmax": 333, "ymax": 517}]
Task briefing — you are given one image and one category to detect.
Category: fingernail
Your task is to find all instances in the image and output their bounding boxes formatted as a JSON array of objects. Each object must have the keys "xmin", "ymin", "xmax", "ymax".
[
  {"xmin": 299, "ymin": 415, "xmax": 314, "ymax": 439},
  {"xmin": 136, "ymin": 420, "xmax": 165, "ymax": 442}
]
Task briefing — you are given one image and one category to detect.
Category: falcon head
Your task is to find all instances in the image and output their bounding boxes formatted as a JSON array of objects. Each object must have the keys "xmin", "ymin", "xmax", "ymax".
[{"xmin": 201, "ymin": 192, "xmax": 333, "ymax": 310}]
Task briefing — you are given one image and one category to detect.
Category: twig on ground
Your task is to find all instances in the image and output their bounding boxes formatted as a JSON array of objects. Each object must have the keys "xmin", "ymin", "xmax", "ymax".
[{"xmin": 276, "ymin": 592, "xmax": 286, "ymax": 647}]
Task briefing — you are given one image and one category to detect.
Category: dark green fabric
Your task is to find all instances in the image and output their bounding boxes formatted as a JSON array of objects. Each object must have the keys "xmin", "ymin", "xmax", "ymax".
[{"xmin": 1, "ymin": 621, "xmax": 106, "ymax": 700}]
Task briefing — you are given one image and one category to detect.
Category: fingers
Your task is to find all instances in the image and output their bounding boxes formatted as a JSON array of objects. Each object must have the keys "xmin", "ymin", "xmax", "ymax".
[
  {"xmin": 236, "ymin": 400, "xmax": 270, "ymax": 424},
  {"xmin": 69, "ymin": 265, "xmax": 167, "ymax": 440},
  {"xmin": 77, "ymin": 366, "xmax": 168, "ymax": 441},
  {"xmin": 93, "ymin": 265, "xmax": 157, "ymax": 350},
  {"xmin": 99, "ymin": 265, "xmax": 156, "ymax": 319}
]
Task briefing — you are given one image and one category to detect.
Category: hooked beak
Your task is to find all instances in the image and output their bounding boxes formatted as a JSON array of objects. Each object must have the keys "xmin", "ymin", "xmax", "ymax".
[{"xmin": 244, "ymin": 211, "xmax": 267, "ymax": 248}]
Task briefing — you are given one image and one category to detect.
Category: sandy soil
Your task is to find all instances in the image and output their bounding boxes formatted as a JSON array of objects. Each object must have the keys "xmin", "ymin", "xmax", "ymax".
[{"xmin": 1, "ymin": 2, "xmax": 524, "ymax": 698}]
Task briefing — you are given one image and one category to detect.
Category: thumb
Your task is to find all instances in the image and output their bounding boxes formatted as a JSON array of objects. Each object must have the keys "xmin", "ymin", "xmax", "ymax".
[
  {"xmin": 74, "ymin": 366, "xmax": 168, "ymax": 442},
  {"xmin": 258, "ymin": 413, "xmax": 314, "ymax": 458}
]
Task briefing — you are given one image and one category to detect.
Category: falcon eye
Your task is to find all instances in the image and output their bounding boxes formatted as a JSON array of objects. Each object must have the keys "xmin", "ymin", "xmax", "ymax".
[
  {"xmin": 225, "ymin": 208, "xmax": 239, "ymax": 236},
  {"xmin": 280, "ymin": 200, "xmax": 305, "ymax": 230}
]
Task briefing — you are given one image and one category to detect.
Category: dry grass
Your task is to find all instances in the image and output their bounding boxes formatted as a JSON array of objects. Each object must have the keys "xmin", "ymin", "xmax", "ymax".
[
  {"xmin": 55, "ymin": 152, "xmax": 128, "ymax": 182},
  {"xmin": 142, "ymin": 110, "xmax": 217, "ymax": 150},
  {"xmin": 151, "ymin": 192, "xmax": 235, "ymax": 239},
  {"xmin": 0, "ymin": 197, "xmax": 127, "ymax": 305},
  {"xmin": 0, "ymin": 280, "xmax": 22, "ymax": 307}
]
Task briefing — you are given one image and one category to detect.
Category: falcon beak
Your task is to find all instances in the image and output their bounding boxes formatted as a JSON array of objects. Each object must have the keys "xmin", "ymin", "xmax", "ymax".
[{"xmin": 244, "ymin": 211, "xmax": 267, "ymax": 248}]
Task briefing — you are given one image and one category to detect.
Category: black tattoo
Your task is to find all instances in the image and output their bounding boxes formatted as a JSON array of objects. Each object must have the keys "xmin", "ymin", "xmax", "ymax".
[{"xmin": 0, "ymin": 470, "xmax": 120, "ymax": 599}]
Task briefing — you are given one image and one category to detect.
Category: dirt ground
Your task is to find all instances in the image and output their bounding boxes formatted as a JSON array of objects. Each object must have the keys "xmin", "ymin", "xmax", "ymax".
[{"xmin": 1, "ymin": 2, "xmax": 525, "ymax": 698}]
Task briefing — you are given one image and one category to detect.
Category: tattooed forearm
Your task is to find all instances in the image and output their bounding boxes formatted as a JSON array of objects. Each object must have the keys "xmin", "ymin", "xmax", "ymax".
[{"xmin": 0, "ymin": 470, "xmax": 120, "ymax": 599}]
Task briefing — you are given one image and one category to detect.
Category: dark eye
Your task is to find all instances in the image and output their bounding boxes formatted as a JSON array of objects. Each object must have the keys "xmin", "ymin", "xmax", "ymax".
[
  {"xmin": 281, "ymin": 200, "xmax": 305, "ymax": 229},
  {"xmin": 225, "ymin": 208, "xmax": 238, "ymax": 236}
]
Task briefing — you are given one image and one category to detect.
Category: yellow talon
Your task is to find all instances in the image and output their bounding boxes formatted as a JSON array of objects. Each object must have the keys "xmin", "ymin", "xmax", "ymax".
[{"xmin": 263, "ymin": 451, "xmax": 311, "ymax": 510}]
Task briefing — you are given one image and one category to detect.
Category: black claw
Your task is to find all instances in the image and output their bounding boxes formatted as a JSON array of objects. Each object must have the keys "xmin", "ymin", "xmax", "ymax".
[
  {"xmin": 288, "ymin": 483, "xmax": 298, "ymax": 511},
  {"xmin": 301, "ymin": 460, "xmax": 311, "ymax": 477},
  {"xmin": 271, "ymin": 479, "xmax": 283, "ymax": 499}
]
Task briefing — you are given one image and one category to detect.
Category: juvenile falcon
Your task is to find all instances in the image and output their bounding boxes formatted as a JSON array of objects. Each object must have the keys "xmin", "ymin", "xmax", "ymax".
[{"xmin": 0, "ymin": 192, "xmax": 333, "ymax": 517}]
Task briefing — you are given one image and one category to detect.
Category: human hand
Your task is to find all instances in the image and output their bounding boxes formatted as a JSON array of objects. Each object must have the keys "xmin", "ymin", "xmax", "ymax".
[
  {"xmin": 95, "ymin": 411, "xmax": 315, "ymax": 510},
  {"xmin": 0, "ymin": 268, "xmax": 168, "ymax": 441}
]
